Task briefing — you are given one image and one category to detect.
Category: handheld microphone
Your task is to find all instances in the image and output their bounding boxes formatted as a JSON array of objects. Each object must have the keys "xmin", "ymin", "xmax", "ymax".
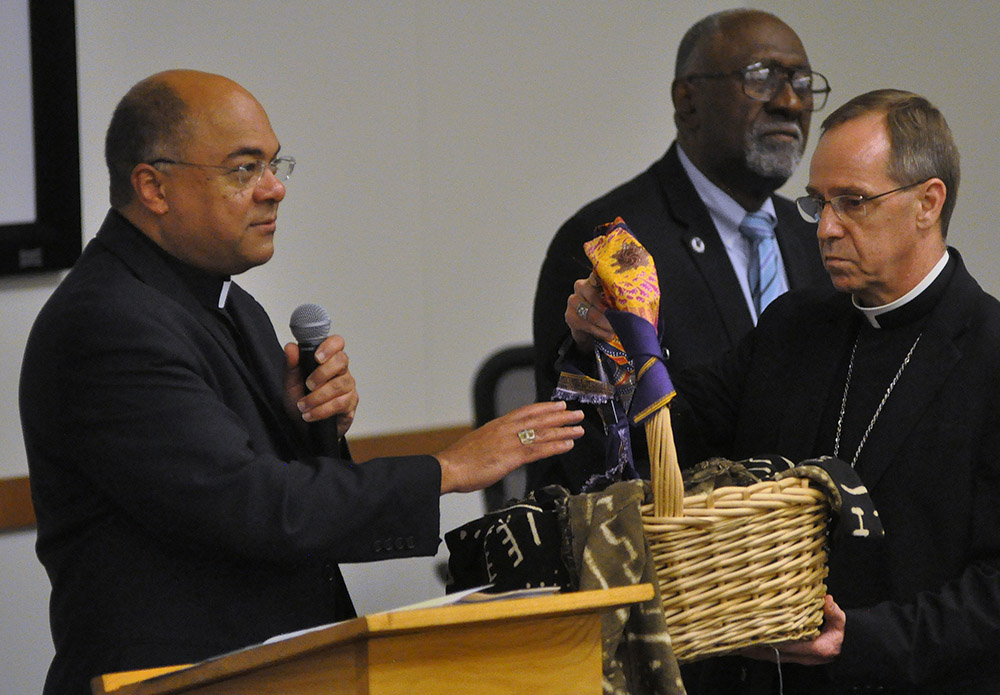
[{"xmin": 289, "ymin": 303, "xmax": 340, "ymax": 455}]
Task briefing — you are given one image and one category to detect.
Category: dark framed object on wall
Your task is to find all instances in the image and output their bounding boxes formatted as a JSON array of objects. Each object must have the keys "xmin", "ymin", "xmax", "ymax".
[{"xmin": 0, "ymin": 1, "xmax": 81, "ymax": 275}]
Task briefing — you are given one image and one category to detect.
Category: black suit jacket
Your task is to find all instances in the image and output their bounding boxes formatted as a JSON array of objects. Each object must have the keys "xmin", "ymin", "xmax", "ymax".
[
  {"xmin": 675, "ymin": 250, "xmax": 1000, "ymax": 692},
  {"xmin": 529, "ymin": 143, "xmax": 830, "ymax": 492},
  {"xmin": 20, "ymin": 211, "xmax": 443, "ymax": 695}
]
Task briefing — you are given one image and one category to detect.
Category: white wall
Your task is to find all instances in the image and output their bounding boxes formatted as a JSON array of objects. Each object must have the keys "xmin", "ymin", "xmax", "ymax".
[
  {"xmin": 4, "ymin": 2, "xmax": 999, "ymax": 693},
  {"xmin": 1, "ymin": 528, "xmax": 51, "ymax": 695}
]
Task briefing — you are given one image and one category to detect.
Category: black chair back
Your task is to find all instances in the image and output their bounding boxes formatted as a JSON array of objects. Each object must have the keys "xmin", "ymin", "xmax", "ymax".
[{"xmin": 472, "ymin": 344, "xmax": 536, "ymax": 510}]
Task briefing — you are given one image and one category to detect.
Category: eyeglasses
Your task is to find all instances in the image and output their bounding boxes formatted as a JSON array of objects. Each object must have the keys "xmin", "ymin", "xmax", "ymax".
[
  {"xmin": 150, "ymin": 155, "xmax": 295, "ymax": 188},
  {"xmin": 795, "ymin": 179, "xmax": 929, "ymax": 224},
  {"xmin": 685, "ymin": 62, "xmax": 831, "ymax": 111}
]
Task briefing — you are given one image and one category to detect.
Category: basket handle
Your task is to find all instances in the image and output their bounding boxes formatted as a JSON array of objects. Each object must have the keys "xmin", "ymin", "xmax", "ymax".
[{"xmin": 647, "ymin": 407, "xmax": 684, "ymax": 517}]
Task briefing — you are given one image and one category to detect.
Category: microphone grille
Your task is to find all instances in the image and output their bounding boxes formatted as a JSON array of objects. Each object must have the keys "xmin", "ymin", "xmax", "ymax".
[{"xmin": 289, "ymin": 303, "xmax": 331, "ymax": 345}]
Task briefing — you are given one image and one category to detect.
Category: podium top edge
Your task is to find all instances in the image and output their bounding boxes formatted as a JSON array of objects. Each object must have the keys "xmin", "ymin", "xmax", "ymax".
[{"xmin": 93, "ymin": 584, "xmax": 654, "ymax": 695}]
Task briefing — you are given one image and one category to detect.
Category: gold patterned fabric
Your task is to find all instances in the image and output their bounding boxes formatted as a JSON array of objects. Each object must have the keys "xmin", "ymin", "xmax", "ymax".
[{"xmin": 584, "ymin": 216, "xmax": 660, "ymax": 328}]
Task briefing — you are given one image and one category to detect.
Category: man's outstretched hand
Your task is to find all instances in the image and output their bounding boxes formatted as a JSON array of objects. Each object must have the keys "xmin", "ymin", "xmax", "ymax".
[{"xmin": 436, "ymin": 401, "xmax": 584, "ymax": 494}]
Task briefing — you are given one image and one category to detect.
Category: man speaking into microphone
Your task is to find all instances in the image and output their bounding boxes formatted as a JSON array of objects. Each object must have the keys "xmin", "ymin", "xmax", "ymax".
[{"xmin": 18, "ymin": 69, "xmax": 584, "ymax": 695}]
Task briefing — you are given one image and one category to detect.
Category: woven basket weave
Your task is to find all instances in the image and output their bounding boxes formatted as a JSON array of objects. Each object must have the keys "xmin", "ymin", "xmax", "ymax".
[{"xmin": 641, "ymin": 444, "xmax": 831, "ymax": 662}]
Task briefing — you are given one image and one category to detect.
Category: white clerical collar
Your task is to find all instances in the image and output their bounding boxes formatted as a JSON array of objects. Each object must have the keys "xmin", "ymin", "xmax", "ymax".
[
  {"xmin": 218, "ymin": 280, "xmax": 232, "ymax": 309},
  {"xmin": 853, "ymin": 251, "xmax": 949, "ymax": 328}
]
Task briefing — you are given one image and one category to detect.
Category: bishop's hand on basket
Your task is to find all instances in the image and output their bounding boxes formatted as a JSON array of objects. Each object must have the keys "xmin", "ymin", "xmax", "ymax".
[
  {"xmin": 740, "ymin": 594, "xmax": 845, "ymax": 665},
  {"xmin": 566, "ymin": 273, "xmax": 617, "ymax": 352}
]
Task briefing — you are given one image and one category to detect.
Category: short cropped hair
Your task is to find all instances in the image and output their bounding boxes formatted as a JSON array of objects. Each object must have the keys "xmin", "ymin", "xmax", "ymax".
[
  {"xmin": 104, "ymin": 78, "xmax": 190, "ymax": 209},
  {"xmin": 821, "ymin": 89, "xmax": 960, "ymax": 236},
  {"xmin": 675, "ymin": 9, "xmax": 781, "ymax": 77}
]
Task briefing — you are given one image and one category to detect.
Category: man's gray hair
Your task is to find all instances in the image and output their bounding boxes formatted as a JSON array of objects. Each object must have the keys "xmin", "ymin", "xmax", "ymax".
[{"xmin": 675, "ymin": 9, "xmax": 783, "ymax": 78}]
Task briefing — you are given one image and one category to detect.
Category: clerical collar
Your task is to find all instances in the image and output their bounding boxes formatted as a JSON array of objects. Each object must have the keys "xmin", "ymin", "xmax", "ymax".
[
  {"xmin": 853, "ymin": 251, "xmax": 951, "ymax": 329},
  {"xmin": 124, "ymin": 218, "xmax": 233, "ymax": 311},
  {"xmin": 159, "ymin": 253, "xmax": 232, "ymax": 312}
]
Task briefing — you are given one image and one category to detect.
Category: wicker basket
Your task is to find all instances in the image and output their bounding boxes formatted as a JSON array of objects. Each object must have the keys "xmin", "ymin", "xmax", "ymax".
[{"xmin": 639, "ymin": 412, "xmax": 831, "ymax": 662}]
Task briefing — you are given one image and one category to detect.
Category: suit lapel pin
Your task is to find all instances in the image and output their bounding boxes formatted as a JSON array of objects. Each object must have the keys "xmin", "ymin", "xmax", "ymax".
[{"xmin": 690, "ymin": 236, "xmax": 706, "ymax": 253}]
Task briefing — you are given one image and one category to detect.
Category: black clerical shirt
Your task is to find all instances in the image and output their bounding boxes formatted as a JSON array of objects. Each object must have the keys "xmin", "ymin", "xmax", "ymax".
[{"xmin": 817, "ymin": 255, "xmax": 955, "ymax": 474}]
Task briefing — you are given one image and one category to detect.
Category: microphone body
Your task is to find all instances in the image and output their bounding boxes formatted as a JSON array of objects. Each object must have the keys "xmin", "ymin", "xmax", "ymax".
[{"xmin": 289, "ymin": 303, "xmax": 340, "ymax": 455}]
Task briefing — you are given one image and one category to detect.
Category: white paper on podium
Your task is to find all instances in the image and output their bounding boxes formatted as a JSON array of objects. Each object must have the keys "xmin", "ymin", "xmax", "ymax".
[{"xmin": 263, "ymin": 584, "xmax": 560, "ymax": 644}]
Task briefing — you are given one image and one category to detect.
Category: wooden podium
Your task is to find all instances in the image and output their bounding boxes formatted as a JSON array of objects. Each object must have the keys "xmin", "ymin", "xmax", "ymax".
[{"xmin": 93, "ymin": 584, "xmax": 653, "ymax": 695}]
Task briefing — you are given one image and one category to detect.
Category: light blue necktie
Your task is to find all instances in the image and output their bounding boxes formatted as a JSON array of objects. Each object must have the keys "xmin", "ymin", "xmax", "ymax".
[{"xmin": 739, "ymin": 210, "xmax": 781, "ymax": 317}]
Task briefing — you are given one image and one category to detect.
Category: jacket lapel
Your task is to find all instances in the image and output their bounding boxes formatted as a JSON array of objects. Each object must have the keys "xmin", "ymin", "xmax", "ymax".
[
  {"xmin": 773, "ymin": 203, "xmax": 819, "ymax": 290},
  {"xmin": 225, "ymin": 284, "xmax": 309, "ymax": 452},
  {"xmin": 653, "ymin": 146, "xmax": 754, "ymax": 343},
  {"xmin": 95, "ymin": 211, "xmax": 303, "ymax": 455},
  {"xmin": 851, "ymin": 251, "xmax": 974, "ymax": 488},
  {"xmin": 776, "ymin": 293, "xmax": 857, "ymax": 459}
]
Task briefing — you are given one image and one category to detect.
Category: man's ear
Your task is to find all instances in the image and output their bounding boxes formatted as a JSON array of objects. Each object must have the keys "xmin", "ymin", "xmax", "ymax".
[
  {"xmin": 916, "ymin": 177, "xmax": 946, "ymax": 232},
  {"xmin": 672, "ymin": 78, "xmax": 698, "ymax": 131},
  {"xmin": 130, "ymin": 164, "xmax": 169, "ymax": 215}
]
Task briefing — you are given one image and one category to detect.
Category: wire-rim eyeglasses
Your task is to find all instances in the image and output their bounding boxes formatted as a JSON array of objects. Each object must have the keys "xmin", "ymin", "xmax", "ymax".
[
  {"xmin": 149, "ymin": 156, "xmax": 295, "ymax": 189},
  {"xmin": 683, "ymin": 61, "xmax": 831, "ymax": 111}
]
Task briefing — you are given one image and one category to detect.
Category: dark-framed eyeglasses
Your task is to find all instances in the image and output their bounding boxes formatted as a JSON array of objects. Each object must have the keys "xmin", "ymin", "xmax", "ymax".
[
  {"xmin": 684, "ymin": 61, "xmax": 831, "ymax": 111},
  {"xmin": 149, "ymin": 155, "xmax": 295, "ymax": 189},
  {"xmin": 795, "ymin": 179, "xmax": 930, "ymax": 224}
]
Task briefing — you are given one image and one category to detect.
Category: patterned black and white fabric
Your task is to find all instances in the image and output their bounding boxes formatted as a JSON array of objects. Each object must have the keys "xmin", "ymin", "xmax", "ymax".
[
  {"xmin": 445, "ymin": 457, "xmax": 882, "ymax": 695},
  {"xmin": 446, "ymin": 482, "xmax": 685, "ymax": 695}
]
